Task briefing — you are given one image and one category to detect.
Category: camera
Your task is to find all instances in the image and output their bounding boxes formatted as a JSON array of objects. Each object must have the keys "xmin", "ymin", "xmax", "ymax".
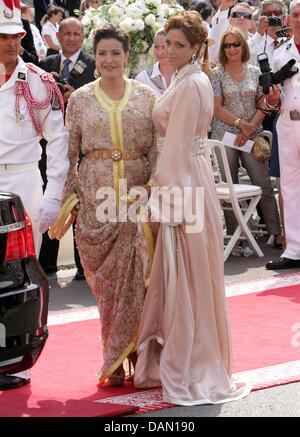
[
  {"xmin": 53, "ymin": 60, "xmax": 88, "ymax": 95},
  {"xmin": 54, "ymin": 74, "xmax": 68, "ymax": 95},
  {"xmin": 268, "ymin": 16, "xmax": 282, "ymax": 26},
  {"xmin": 257, "ymin": 52, "xmax": 299, "ymax": 94}
]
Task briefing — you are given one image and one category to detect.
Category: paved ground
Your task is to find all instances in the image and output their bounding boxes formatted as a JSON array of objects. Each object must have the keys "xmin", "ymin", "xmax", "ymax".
[{"xmin": 46, "ymin": 236, "xmax": 299, "ymax": 418}]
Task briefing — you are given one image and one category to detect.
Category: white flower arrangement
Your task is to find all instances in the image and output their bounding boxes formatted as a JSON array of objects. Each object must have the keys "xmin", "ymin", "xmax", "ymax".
[{"xmin": 75, "ymin": 0, "xmax": 183, "ymax": 77}]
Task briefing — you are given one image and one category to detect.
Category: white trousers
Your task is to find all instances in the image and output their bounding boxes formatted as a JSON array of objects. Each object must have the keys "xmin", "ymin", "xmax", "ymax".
[
  {"xmin": 0, "ymin": 164, "xmax": 43, "ymax": 380},
  {"xmin": 277, "ymin": 115, "xmax": 300, "ymax": 259},
  {"xmin": 0, "ymin": 164, "xmax": 43, "ymax": 248}
]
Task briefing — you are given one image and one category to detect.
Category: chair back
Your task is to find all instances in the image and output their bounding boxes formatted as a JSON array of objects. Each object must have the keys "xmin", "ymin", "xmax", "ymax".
[{"xmin": 207, "ymin": 139, "xmax": 235, "ymax": 193}]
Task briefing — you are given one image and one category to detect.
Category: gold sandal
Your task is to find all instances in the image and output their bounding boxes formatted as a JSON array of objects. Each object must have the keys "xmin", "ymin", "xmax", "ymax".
[
  {"xmin": 107, "ymin": 365, "xmax": 125, "ymax": 387},
  {"xmin": 125, "ymin": 352, "xmax": 137, "ymax": 382}
]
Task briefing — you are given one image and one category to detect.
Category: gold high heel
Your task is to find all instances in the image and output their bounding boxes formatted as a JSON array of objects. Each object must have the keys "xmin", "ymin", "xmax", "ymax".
[
  {"xmin": 107, "ymin": 365, "xmax": 125, "ymax": 387},
  {"xmin": 126, "ymin": 352, "xmax": 137, "ymax": 382}
]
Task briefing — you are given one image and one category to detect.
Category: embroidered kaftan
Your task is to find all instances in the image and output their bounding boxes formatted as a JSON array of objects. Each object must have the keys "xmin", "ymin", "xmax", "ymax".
[
  {"xmin": 63, "ymin": 78, "xmax": 157, "ymax": 382},
  {"xmin": 134, "ymin": 63, "xmax": 252, "ymax": 405}
]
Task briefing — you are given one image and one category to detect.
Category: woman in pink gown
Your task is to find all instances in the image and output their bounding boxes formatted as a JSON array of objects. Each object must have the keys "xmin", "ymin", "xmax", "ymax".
[{"xmin": 134, "ymin": 11, "xmax": 252, "ymax": 405}]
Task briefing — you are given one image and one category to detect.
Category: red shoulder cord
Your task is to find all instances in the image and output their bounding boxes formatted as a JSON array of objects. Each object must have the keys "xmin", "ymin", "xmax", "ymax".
[{"xmin": 14, "ymin": 63, "xmax": 64, "ymax": 138}]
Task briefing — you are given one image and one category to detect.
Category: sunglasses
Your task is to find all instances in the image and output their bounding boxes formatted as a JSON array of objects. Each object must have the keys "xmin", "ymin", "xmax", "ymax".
[
  {"xmin": 263, "ymin": 10, "xmax": 282, "ymax": 17},
  {"xmin": 223, "ymin": 41, "xmax": 242, "ymax": 49},
  {"xmin": 231, "ymin": 11, "xmax": 252, "ymax": 20}
]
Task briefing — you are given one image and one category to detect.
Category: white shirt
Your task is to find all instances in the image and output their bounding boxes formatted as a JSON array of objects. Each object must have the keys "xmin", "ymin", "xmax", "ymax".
[
  {"xmin": 209, "ymin": 8, "xmax": 229, "ymax": 65},
  {"xmin": 249, "ymin": 32, "xmax": 279, "ymax": 69},
  {"xmin": 203, "ymin": 21, "xmax": 211, "ymax": 38},
  {"xmin": 30, "ymin": 23, "xmax": 47, "ymax": 57},
  {"xmin": 273, "ymin": 36, "xmax": 300, "ymax": 111},
  {"xmin": 61, "ymin": 49, "xmax": 82, "ymax": 75},
  {"xmin": 42, "ymin": 20, "xmax": 60, "ymax": 49},
  {"xmin": 0, "ymin": 57, "xmax": 69, "ymax": 200},
  {"xmin": 135, "ymin": 62, "xmax": 176, "ymax": 96}
]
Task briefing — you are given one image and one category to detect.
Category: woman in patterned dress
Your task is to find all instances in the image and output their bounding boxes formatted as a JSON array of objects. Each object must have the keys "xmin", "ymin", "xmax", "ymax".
[
  {"xmin": 209, "ymin": 27, "xmax": 282, "ymax": 246},
  {"xmin": 62, "ymin": 24, "xmax": 157, "ymax": 386},
  {"xmin": 134, "ymin": 11, "xmax": 251, "ymax": 405}
]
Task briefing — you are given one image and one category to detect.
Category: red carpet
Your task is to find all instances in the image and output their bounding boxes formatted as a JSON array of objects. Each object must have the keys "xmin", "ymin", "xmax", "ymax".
[
  {"xmin": 0, "ymin": 279, "xmax": 299, "ymax": 417},
  {"xmin": 228, "ymin": 284, "xmax": 300, "ymax": 373}
]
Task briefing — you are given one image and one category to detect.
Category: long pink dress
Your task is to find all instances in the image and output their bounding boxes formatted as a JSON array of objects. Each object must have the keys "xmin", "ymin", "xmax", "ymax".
[{"xmin": 134, "ymin": 63, "xmax": 252, "ymax": 405}]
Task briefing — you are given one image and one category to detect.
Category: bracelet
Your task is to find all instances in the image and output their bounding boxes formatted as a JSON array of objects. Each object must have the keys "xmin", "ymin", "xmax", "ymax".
[
  {"xmin": 233, "ymin": 118, "xmax": 241, "ymax": 127},
  {"xmin": 264, "ymin": 97, "xmax": 280, "ymax": 110}
]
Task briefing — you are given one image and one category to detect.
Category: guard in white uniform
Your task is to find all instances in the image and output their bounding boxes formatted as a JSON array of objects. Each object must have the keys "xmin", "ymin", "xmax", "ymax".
[
  {"xmin": 266, "ymin": 0, "xmax": 300, "ymax": 269},
  {"xmin": 0, "ymin": 2, "xmax": 69, "ymax": 244},
  {"xmin": 0, "ymin": 0, "xmax": 69, "ymax": 389}
]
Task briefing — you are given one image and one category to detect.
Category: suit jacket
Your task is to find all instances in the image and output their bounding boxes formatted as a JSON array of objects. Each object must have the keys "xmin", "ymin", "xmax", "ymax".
[
  {"xmin": 33, "ymin": 0, "xmax": 50, "ymax": 32},
  {"xmin": 39, "ymin": 50, "xmax": 96, "ymax": 90},
  {"xmin": 21, "ymin": 18, "xmax": 39, "ymax": 65},
  {"xmin": 66, "ymin": 0, "xmax": 81, "ymax": 15}
]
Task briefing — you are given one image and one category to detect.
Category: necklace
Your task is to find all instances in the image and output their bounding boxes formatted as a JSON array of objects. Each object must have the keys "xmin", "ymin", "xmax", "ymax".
[
  {"xmin": 157, "ymin": 62, "xmax": 202, "ymax": 104},
  {"xmin": 226, "ymin": 65, "xmax": 247, "ymax": 83}
]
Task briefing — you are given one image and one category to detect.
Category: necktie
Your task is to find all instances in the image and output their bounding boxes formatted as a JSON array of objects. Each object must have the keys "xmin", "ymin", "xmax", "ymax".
[
  {"xmin": 61, "ymin": 59, "xmax": 71, "ymax": 79},
  {"xmin": 273, "ymin": 40, "xmax": 279, "ymax": 49}
]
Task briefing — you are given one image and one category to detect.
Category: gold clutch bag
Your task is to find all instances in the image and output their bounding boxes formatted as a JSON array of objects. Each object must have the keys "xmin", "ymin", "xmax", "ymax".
[
  {"xmin": 253, "ymin": 137, "xmax": 271, "ymax": 162},
  {"xmin": 48, "ymin": 193, "xmax": 79, "ymax": 240}
]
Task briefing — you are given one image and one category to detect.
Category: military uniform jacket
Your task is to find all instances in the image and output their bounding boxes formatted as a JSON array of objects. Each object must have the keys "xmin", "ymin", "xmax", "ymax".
[
  {"xmin": 273, "ymin": 36, "xmax": 300, "ymax": 112},
  {"xmin": 0, "ymin": 57, "xmax": 69, "ymax": 200}
]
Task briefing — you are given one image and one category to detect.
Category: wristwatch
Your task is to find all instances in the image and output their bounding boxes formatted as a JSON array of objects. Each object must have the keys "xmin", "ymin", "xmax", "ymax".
[{"xmin": 233, "ymin": 118, "xmax": 241, "ymax": 127}]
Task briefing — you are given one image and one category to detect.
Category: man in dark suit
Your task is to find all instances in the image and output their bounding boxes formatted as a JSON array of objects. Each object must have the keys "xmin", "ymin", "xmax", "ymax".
[
  {"xmin": 65, "ymin": 0, "xmax": 81, "ymax": 16},
  {"xmin": 39, "ymin": 17, "xmax": 95, "ymax": 98},
  {"xmin": 33, "ymin": 0, "xmax": 50, "ymax": 32},
  {"xmin": 39, "ymin": 17, "xmax": 95, "ymax": 280}
]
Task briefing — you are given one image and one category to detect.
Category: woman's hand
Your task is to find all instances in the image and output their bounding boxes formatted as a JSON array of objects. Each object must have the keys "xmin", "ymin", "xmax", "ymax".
[
  {"xmin": 71, "ymin": 201, "xmax": 80, "ymax": 217},
  {"xmin": 263, "ymin": 85, "xmax": 281, "ymax": 106},
  {"xmin": 234, "ymin": 131, "xmax": 249, "ymax": 147},
  {"xmin": 257, "ymin": 15, "xmax": 269, "ymax": 36},
  {"xmin": 239, "ymin": 119, "xmax": 257, "ymax": 139}
]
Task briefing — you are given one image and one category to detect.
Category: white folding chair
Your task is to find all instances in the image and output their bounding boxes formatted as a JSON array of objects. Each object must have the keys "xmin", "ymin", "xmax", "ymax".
[{"xmin": 208, "ymin": 139, "xmax": 264, "ymax": 261}]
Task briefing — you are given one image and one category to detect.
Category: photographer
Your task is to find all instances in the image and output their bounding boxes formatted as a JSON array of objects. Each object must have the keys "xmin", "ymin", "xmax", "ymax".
[
  {"xmin": 265, "ymin": 0, "xmax": 300, "ymax": 269},
  {"xmin": 39, "ymin": 17, "xmax": 95, "ymax": 279},
  {"xmin": 209, "ymin": 0, "xmax": 257, "ymax": 65},
  {"xmin": 250, "ymin": 0, "xmax": 287, "ymax": 68},
  {"xmin": 40, "ymin": 17, "xmax": 95, "ymax": 104}
]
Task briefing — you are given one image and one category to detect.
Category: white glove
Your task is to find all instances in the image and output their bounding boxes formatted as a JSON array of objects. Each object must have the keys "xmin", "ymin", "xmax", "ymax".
[{"xmin": 35, "ymin": 197, "xmax": 61, "ymax": 234}]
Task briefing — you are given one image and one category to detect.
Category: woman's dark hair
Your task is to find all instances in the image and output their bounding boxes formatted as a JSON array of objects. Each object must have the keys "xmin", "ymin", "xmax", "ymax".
[
  {"xmin": 92, "ymin": 24, "xmax": 130, "ymax": 54},
  {"xmin": 195, "ymin": 2, "xmax": 207, "ymax": 13},
  {"xmin": 40, "ymin": 6, "xmax": 64, "ymax": 27},
  {"xmin": 201, "ymin": 8, "xmax": 213, "ymax": 21}
]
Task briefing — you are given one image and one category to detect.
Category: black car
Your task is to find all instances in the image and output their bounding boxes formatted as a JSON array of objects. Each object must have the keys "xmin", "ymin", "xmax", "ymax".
[{"xmin": 0, "ymin": 192, "xmax": 49, "ymax": 381}]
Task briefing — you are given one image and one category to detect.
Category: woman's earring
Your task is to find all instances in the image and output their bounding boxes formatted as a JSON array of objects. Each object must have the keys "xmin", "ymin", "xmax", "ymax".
[
  {"xmin": 191, "ymin": 53, "xmax": 197, "ymax": 64},
  {"xmin": 94, "ymin": 67, "xmax": 100, "ymax": 78}
]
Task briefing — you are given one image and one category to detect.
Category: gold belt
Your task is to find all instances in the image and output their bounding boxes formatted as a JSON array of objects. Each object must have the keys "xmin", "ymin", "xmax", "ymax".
[{"xmin": 87, "ymin": 148, "xmax": 142, "ymax": 162}]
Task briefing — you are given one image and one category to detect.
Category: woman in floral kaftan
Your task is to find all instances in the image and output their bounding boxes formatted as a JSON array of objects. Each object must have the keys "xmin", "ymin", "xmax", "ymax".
[{"xmin": 62, "ymin": 24, "xmax": 157, "ymax": 386}]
